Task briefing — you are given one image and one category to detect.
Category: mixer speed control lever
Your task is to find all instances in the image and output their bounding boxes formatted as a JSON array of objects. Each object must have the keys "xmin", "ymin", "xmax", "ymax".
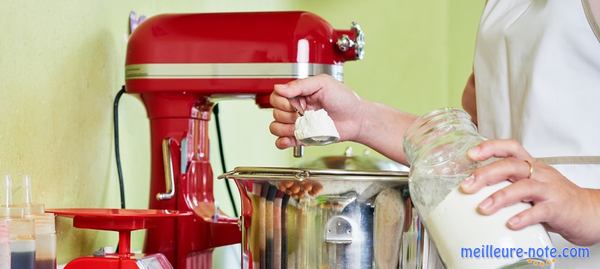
[{"xmin": 157, "ymin": 138, "xmax": 176, "ymax": 200}]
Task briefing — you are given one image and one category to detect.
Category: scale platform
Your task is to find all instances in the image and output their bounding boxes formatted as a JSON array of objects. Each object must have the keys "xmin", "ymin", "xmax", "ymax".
[{"xmin": 48, "ymin": 208, "xmax": 192, "ymax": 269}]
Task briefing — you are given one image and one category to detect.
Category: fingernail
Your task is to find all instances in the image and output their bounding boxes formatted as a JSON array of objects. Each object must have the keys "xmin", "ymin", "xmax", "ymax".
[
  {"xmin": 460, "ymin": 175, "xmax": 475, "ymax": 190},
  {"xmin": 479, "ymin": 197, "xmax": 493, "ymax": 210},
  {"xmin": 274, "ymin": 84, "xmax": 287, "ymax": 89},
  {"xmin": 468, "ymin": 146, "xmax": 480, "ymax": 158},
  {"xmin": 508, "ymin": 216, "xmax": 521, "ymax": 227}
]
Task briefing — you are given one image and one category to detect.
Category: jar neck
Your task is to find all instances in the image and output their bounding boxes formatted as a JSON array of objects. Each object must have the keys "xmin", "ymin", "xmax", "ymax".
[{"xmin": 403, "ymin": 108, "xmax": 482, "ymax": 167}]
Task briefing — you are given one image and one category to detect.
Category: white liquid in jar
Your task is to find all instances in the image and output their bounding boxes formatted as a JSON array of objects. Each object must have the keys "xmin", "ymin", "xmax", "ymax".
[{"xmin": 425, "ymin": 181, "xmax": 553, "ymax": 269}]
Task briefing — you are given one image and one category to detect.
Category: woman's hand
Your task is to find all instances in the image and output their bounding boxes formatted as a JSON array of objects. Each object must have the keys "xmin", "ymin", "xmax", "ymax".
[
  {"xmin": 460, "ymin": 139, "xmax": 600, "ymax": 246},
  {"xmin": 269, "ymin": 74, "xmax": 366, "ymax": 149}
]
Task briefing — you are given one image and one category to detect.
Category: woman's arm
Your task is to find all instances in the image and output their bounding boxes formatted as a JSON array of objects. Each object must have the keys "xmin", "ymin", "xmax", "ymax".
[
  {"xmin": 354, "ymin": 101, "xmax": 416, "ymax": 164},
  {"xmin": 356, "ymin": 72, "xmax": 478, "ymax": 162},
  {"xmin": 270, "ymin": 73, "xmax": 478, "ymax": 164},
  {"xmin": 269, "ymin": 74, "xmax": 416, "ymax": 164}
]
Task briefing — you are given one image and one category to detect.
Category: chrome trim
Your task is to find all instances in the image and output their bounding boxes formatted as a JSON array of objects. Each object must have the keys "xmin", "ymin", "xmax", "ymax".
[
  {"xmin": 293, "ymin": 145, "xmax": 304, "ymax": 158},
  {"xmin": 336, "ymin": 22, "xmax": 366, "ymax": 60},
  {"xmin": 336, "ymin": 34, "xmax": 355, "ymax": 53},
  {"xmin": 218, "ymin": 166, "xmax": 409, "ymax": 183},
  {"xmin": 126, "ymin": 63, "xmax": 344, "ymax": 81},
  {"xmin": 352, "ymin": 22, "xmax": 366, "ymax": 60}
]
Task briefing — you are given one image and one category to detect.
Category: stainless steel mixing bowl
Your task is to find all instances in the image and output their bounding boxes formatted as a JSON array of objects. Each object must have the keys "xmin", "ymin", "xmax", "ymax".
[{"xmin": 220, "ymin": 166, "xmax": 408, "ymax": 269}]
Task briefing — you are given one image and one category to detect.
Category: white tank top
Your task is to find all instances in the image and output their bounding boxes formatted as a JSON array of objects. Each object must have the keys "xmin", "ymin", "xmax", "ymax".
[{"xmin": 474, "ymin": 0, "xmax": 600, "ymax": 267}]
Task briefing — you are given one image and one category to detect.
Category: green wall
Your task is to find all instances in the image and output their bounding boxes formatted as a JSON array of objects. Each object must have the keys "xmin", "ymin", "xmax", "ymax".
[
  {"xmin": 287, "ymin": 0, "xmax": 484, "ymax": 161},
  {"xmin": 0, "ymin": 0, "xmax": 483, "ymax": 267}
]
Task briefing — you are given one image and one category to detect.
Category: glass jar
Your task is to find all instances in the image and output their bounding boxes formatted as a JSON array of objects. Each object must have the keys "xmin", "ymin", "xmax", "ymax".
[{"xmin": 403, "ymin": 108, "xmax": 553, "ymax": 269}]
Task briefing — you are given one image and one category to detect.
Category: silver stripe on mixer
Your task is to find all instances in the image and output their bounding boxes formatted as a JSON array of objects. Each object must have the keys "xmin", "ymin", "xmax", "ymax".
[{"xmin": 125, "ymin": 63, "xmax": 344, "ymax": 81}]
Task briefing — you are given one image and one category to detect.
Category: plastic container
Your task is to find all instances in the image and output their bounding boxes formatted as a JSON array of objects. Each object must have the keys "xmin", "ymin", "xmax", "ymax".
[
  {"xmin": 0, "ymin": 207, "xmax": 35, "ymax": 269},
  {"xmin": 2, "ymin": 176, "xmax": 12, "ymax": 207},
  {"xmin": 13, "ymin": 176, "xmax": 56, "ymax": 269},
  {"xmin": 0, "ymin": 220, "xmax": 10, "ymax": 269},
  {"xmin": 403, "ymin": 108, "xmax": 553, "ymax": 269},
  {"xmin": 32, "ymin": 213, "xmax": 56, "ymax": 269}
]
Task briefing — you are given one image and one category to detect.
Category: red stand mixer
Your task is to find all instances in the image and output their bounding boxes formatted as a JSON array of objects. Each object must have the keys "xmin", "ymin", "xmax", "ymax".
[{"xmin": 122, "ymin": 11, "xmax": 365, "ymax": 268}]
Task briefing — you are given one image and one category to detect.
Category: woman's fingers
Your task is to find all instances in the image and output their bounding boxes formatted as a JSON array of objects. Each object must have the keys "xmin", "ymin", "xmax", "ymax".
[
  {"xmin": 270, "ymin": 92, "xmax": 296, "ymax": 112},
  {"xmin": 288, "ymin": 96, "xmax": 307, "ymax": 114},
  {"xmin": 273, "ymin": 109, "xmax": 298, "ymax": 124},
  {"xmin": 275, "ymin": 137, "xmax": 297, "ymax": 149},
  {"xmin": 477, "ymin": 179, "xmax": 545, "ymax": 215},
  {"xmin": 269, "ymin": 121, "xmax": 294, "ymax": 137},
  {"xmin": 274, "ymin": 74, "xmax": 331, "ymax": 98},
  {"xmin": 507, "ymin": 203, "xmax": 551, "ymax": 230},
  {"xmin": 270, "ymin": 108, "xmax": 298, "ymax": 148},
  {"xmin": 468, "ymin": 139, "xmax": 532, "ymax": 162},
  {"xmin": 461, "ymin": 157, "xmax": 533, "ymax": 193}
]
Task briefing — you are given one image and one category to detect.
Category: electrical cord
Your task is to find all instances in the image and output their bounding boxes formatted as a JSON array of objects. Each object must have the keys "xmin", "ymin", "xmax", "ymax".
[
  {"xmin": 113, "ymin": 86, "xmax": 127, "ymax": 209},
  {"xmin": 213, "ymin": 103, "xmax": 239, "ymax": 217},
  {"xmin": 112, "ymin": 90, "xmax": 238, "ymax": 255},
  {"xmin": 113, "ymin": 88, "xmax": 238, "ymax": 218}
]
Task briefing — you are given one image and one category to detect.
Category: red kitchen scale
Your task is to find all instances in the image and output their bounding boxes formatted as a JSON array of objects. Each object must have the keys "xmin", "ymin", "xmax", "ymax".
[
  {"xmin": 47, "ymin": 209, "xmax": 191, "ymax": 269},
  {"xmin": 54, "ymin": 10, "xmax": 364, "ymax": 269}
]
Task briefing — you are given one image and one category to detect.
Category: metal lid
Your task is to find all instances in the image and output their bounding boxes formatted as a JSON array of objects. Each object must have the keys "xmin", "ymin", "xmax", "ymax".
[
  {"xmin": 219, "ymin": 166, "xmax": 408, "ymax": 200},
  {"xmin": 300, "ymin": 147, "xmax": 409, "ymax": 172},
  {"xmin": 219, "ymin": 148, "xmax": 409, "ymax": 199}
]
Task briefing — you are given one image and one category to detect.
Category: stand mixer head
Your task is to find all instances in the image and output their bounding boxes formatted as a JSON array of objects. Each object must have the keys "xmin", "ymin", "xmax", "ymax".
[{"xmin": 124, "ymin": 11, "xmax": 364, "ymax": 268}]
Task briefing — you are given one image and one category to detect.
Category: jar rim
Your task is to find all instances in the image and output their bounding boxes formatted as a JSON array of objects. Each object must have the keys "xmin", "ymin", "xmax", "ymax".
[
  {"xmin": 403, "ymin": 108, "xmax": 477, "ymax": 165},
  {"xmin": 406, "ymin": 108, "xmax": 472, "ymax": 135}
]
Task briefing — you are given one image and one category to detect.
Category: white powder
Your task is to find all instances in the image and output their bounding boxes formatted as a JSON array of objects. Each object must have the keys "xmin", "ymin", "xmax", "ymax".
[
  {"xmin": 294, "ymin": 109, "xmax": 340, "ymax": 141},
  {"xmin": 425, "ymin": 181, "xmax": 554, "ymax": 269}
]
